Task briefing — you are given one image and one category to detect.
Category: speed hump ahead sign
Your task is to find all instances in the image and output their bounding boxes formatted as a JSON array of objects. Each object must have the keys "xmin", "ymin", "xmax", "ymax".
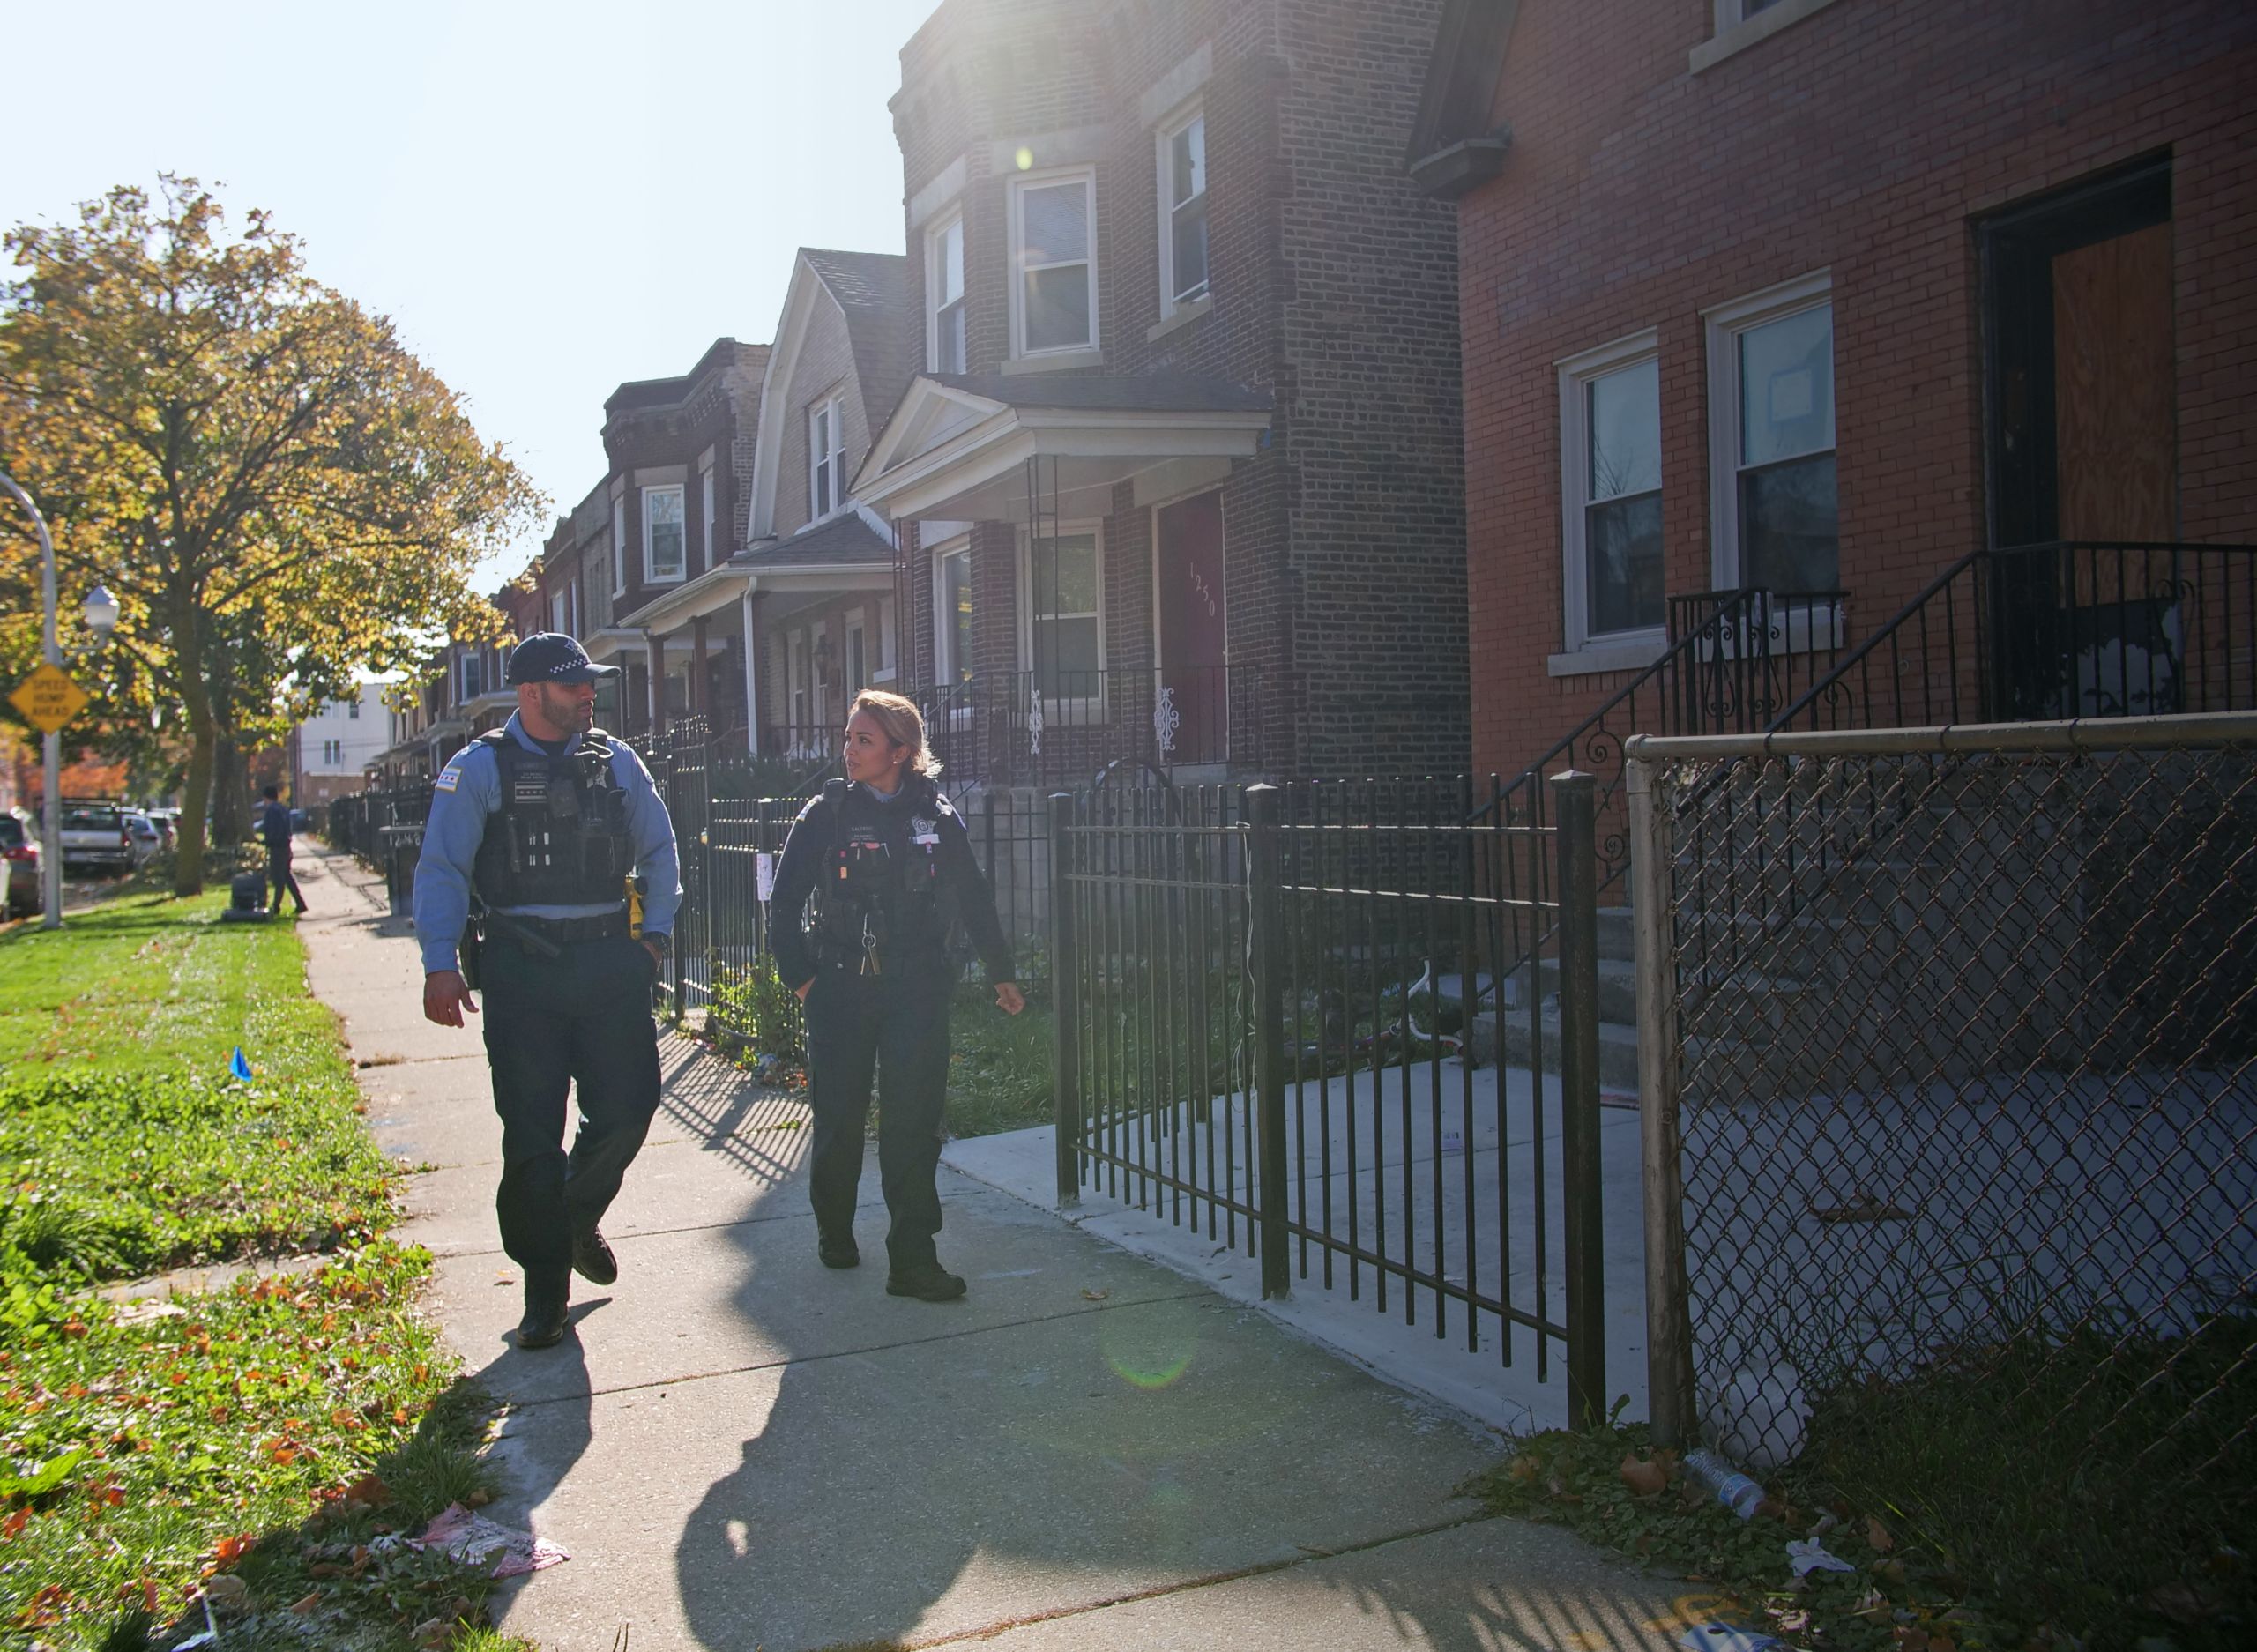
[{"xmin": 8, "ymin": 663, "xmax": 90, "ymax": 733}]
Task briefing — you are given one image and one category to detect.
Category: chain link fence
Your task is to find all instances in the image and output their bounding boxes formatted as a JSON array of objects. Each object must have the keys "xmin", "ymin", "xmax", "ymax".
[{"xmin": 1629, "ymin": 711, "xmax": 2257, "ymax": 1619}]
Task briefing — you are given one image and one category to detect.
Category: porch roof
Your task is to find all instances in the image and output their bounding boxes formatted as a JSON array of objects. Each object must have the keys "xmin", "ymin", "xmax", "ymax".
[{"xmin": 854, "ymin": 372, "xmax": 1273, "ymax": 525}]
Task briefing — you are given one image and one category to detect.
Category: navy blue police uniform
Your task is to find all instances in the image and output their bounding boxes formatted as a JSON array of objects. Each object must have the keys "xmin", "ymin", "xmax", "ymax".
[
  {"xmin": 770, "ymin": 773, "xmax": 1011, "ymax": 1296},
  {"xmin": 413, "ymin": 634, "xmax": 681, "ymax": 1346}
]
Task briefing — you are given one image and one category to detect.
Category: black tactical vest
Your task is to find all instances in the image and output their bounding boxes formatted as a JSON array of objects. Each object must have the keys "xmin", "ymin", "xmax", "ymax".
[
  {"xmin": 469, "ymin": 729, "xmax": 635, "ymax": 908},
  {"xmin": 807, "ymin": 778, "xmax": 958, "ymax": 965}
]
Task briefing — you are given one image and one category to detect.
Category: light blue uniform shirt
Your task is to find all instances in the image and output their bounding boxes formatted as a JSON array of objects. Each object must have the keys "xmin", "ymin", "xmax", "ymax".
[{"xmin": 413, "ymin": 713, "xmax": 682, "ymax": 975}]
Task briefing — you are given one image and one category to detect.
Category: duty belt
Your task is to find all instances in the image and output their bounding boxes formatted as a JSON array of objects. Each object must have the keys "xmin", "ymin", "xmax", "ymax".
[{"xmin": 492, "ymin": 910, "xmax": 630, "ymax": 948}]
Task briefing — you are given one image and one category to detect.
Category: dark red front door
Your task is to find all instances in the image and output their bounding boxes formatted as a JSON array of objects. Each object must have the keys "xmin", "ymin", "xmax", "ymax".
[{"xmin": 1156, "ymin": 491, "xmax": 1227, "ymax": 763}]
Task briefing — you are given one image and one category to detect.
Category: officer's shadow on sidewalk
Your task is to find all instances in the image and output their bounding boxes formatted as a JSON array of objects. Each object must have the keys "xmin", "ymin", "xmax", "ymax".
[{"xmin": 667, "ymin": 1216, "xmax": 1679, "ymax": 1652}]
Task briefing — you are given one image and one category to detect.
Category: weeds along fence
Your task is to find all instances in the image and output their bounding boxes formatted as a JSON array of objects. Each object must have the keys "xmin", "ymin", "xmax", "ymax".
[
  {"xmin": 1048, "ymin": 775, "xmax": 1611, "ymax": 1420},
  {"xmin": 1628, "ymin": 712, "xmax": 2257, "ymax": 1610}
]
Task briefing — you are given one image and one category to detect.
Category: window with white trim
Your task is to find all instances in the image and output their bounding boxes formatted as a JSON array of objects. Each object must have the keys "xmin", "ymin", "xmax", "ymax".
[
  {"xmin": 1559, "ymin": 331, "xmax": 1664, "ymax": 652},
  {"xmin": 808, "ymin": 397, "xmax": 845, "ymax": 519},
  {"xmin": 346, "ymin": 699, "xmax": 360, "ymax": 719},
  {"xmin": 1707, "ymin": 274, "xmax": 1836, "ymax": 595},
  {"xmin": 844, "ymin": 609, "xmax": 868, "ymax": 698},
  {"xmin": 875, "ymin": 596, "xmax": 896, "ymax": 680},
  {"xmin": 459, "ymin": 651, "xmax": 484, "ymax": 702},
  {"xmin": 1010, "ymin": 170, "xmax": 1098, "ymax": 356},
  {"xmin": 701, "ymin": 463, "xmax": 716, "ymax": 569},
  {"xmin": 935, "ymin": 542, "xmax": 973, "ymax": 686},
  {"xmin": 611, "ymin": 495, "xmax": 628, "ymax": 593},
  {"xmin": 1020, "ymin": 528, "xmax": 1103, "ymax": 701},
  {"xmin": 643, "ymin": 484, "xmax": 686, "ymax": 583},
  {"xmin": 927, "ymin": 212, "xmax": 966, "ymax": 373},
  {"xmin": 1158, "ymin": 108, "xmax": 1208, "ymax": 311}
]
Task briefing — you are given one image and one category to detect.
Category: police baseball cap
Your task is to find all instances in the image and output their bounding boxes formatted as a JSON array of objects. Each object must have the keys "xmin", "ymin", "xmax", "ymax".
[{"xmin": 506, "ymin": 633, "xmax": 619, "ymax": 686}]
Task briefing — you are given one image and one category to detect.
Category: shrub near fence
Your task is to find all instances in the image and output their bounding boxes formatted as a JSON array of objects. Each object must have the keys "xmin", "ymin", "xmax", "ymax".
[{"xmin": 1628, "ymin": 712, "xmax": 2257, "ymax": 1635}]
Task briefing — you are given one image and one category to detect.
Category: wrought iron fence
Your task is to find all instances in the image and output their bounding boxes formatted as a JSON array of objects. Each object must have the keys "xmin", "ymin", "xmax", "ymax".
[
  {"xmin": 1049, "ymin": 774, "xmax": 1609, "ymax": 1418},
  {"xmin": 1769, "ymin": 539, "xmax": 2257, "ymax": 735},
  {"xmin": 1628, "ymin": 714, "xmax": 2257, "ymax": 1572}
]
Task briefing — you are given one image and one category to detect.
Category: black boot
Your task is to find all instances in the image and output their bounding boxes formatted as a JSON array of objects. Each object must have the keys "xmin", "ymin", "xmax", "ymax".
[
  {"xmin": 517, "ymin": 1271, "xmax": 570, "ymax": 1349},
  {"xmin": 571, "ymin": 1226, "xmax": 618, "ymax": 1286}
]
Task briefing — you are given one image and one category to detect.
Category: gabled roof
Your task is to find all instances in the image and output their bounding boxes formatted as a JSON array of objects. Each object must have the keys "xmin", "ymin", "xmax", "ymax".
[
  {"xmin": 1405, "ymin": 0, "xmax": 1520, "ymax": 198},
  {"xmin": 802, "ymin": 249, "xmax": 915, "ymax": 430},
  {"xmin": 857, "ymin": 372, "xmax": 1274, "ymax": 524},
  {"xmin": 749, "ymin": 248, "xmax": 913, "ymax": 540}
]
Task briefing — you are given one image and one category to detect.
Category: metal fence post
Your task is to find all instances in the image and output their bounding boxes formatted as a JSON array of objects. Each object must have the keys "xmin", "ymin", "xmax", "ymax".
[
  {"xmin": 1551, "ymin": 768, "xmax": 1606, "ymax": 1428},
  {"xmin": 1627, "ymin": 741, "xmax": 1695, "ymax": 1447},
  {"xmin": 1047, "ymin": 792, "xmax": 1081, "ymax": 1209},
  {"xmin": 1246, "ymin": 783, "xmax": 1289, "ymax": 1299}
]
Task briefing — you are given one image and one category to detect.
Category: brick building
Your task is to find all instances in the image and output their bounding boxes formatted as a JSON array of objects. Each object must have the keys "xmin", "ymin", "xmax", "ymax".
[
  {"xmin": 857, "ymin": 0, "xmax": 1470, "ymax": 782},
  {"xmin": 1413, "ymin": 0, "xmax": 2257, "ymax": 781},
  {"xmin": 537, "ymin": 338, "xmax": 771, "ymax": 738}
]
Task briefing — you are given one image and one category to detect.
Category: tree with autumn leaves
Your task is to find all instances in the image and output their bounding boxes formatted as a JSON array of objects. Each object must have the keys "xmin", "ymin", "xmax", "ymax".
[{"xmin": 0, "ymin": 178, "xmax": 540, "ymax": 893}]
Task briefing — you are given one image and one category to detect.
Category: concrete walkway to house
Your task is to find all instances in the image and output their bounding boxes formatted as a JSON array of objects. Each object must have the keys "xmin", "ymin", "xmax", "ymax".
[{"xmin": 292, "ymin": 841, "xmax": 1691, "ymax": 1652}]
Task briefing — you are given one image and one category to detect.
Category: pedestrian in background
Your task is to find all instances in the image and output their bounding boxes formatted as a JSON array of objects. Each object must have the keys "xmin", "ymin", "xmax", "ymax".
[
  {"xmin": 257, "ymin": 784, "xmax": 308, "ymax": 916},
  {"xmin": 413, "ymin": 633, "xmax": 681, "ymax": 1349},
  {"xmin": 770, "ymin": 689, "xmax": 1024, "ymax": 1302}
]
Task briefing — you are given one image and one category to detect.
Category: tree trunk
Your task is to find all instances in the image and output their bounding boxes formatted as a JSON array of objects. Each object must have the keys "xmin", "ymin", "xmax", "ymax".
[
  {"xmin": 175, "ymin": 724, "xmax": 213, "ymax": 898},
  {"xmin": 171, "ymin": 592, "xmax": 212, "ymax": 898},
  {"xmin": 211, "ymin": 732, "xmax": 248, "ymax": 848}
]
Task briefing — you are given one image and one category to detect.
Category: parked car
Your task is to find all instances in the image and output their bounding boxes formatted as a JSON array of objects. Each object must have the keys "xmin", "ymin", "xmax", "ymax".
[
  {"xmin": 123, "ymin": 811, "xmax": 162, "ymax": 869},
  {"xmin": 0, "ymin": 811, "xmax": 40, "ymax": 919},
  {"xmin": 58, "ymin": 800, "xmax": 133, "ymax": 875},
  {"xmin": 145, "ymin": 808, "xmax": 179, "ymax": 850}
]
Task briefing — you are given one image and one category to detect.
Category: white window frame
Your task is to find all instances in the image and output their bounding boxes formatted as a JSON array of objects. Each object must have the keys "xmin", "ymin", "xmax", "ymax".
[
  {"xmin": 843, "ymin": 607, "xmax": 868, "ymax": 699},
  {"xmin": 1009, "ymin": 167, "xmax": 1099, "ymax": 361},
  {"xmin": 932, "ymin": 537, "xmax": 975, "ymax": 716},
  {"xmin": 346, "ymin": 698, "xmax": 360, "ymax": 720},
  {"xmin": 1017, "ymin": 520, "xmax": 1107, "ymax": 710},
  {"xmin": 1157, "ymin": 105, "xmax": 1209, "ymax": 316},
  {"xmin": 642, "ymin": 483, "xmax": 687, "ymax": 584},
  {"xmin": 701, "ymin": 461, "xmax": 716, "ymax": 569},
  {"xmin": 808, "ymin": 396, "xmax": 845, "ymax": 521},
  {"xmin": 1556, "ymin": 329, "xmax": 1665, "ymax": 669},
  {"xmin": 551, "ymin": 589, "xmax": 569, "ymax": 634},
  {"xmin": 1704, "ymin": 270, "xmax": 1835, "ymax": 593},
  {"xmin": 875, "ymin": 596, "xmax": 897, "ymax": 681},
  {"xmin": 927, "ymin": 209, "xmax": 967, "ymax": 374},
  {"xmin": 611, "ymin": 495, "xmax": 628, "ymax": 596}
]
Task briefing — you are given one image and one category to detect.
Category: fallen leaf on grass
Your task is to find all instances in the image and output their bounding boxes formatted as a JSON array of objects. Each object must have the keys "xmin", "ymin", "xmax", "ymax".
[
  {"xmin": 289, "ymin": 1591, "xmax": 322, "ymax": 1615},
  {"xmin": 1508, "ymin": 1454, "xmax": 1541, "ymax": 1484},
  {"xmin": 1866, "ymin": 1514, "xmax": 1895, "ymax": 1553},
  {"xmin": 1620, "ymin": 1452, "xmax": 1669, "ymax": 1497}
]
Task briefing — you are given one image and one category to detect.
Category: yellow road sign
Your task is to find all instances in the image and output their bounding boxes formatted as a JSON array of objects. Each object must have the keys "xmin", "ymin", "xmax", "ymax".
[{"xmin": 8, "ymin": 663, "xmax": 90, "ymax": 733}]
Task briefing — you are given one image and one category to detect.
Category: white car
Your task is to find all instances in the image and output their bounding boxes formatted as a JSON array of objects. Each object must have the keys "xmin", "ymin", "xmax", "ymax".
[{"xmin": 123, "ymin": 811, "xmax": 163, "ymax": 869}]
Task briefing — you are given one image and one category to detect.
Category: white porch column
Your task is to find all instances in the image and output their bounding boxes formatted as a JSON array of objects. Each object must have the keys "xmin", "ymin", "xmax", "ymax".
[{"xmin": 739, "ymin": 586, "xmax": 762, "ymax": 757}]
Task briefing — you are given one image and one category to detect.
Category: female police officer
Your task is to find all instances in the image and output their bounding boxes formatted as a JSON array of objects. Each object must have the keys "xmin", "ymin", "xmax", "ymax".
[{"xmin": 770, "ymin": 689, "xmax": 1024, "ymax": 1301}]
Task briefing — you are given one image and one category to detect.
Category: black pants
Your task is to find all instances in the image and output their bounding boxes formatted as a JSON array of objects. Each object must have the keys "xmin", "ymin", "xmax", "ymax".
[
  {"xmin": 804, "ymin": 964, "xmax": 954, "ymax": 1271},
  {"xmin": 480, "ymin": 933, "xmax": 661, "ymax": 1283},
  {"xmin": 265, "ymin": 845, "xmax": 306, "ymax": 912}
]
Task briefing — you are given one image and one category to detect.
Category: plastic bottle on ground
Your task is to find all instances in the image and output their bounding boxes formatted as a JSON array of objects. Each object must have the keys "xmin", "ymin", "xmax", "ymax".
[{"xmin": 1683, "ymin": 1447, "xmax": 1764, "ymax": 1520}]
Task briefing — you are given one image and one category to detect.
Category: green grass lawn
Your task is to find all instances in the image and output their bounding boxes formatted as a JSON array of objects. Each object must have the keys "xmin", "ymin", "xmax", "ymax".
[{"xmin": 0, "ymin": 893, "xmax": 519, "ymax": 1649}]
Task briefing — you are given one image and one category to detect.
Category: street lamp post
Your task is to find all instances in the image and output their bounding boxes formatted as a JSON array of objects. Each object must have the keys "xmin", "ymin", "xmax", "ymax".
[
  {"xmin": 2, "ymin": 470, "xmax": 119, "ymax": 930},
  {"xmin": 0, "ymin": 471, "xmax": 65, "ymax": 930}
]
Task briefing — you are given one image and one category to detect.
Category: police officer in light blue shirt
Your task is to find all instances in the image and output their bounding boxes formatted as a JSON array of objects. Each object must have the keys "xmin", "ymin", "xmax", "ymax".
[{"xmin": 414, "ymin": 632, "xmax": 682, "ymax": 1350}]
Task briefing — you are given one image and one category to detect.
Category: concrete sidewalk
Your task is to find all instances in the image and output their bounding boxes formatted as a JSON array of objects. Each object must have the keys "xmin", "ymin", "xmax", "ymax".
[{"xmin": 293, "ymin": 843, "xmax": 1688, "ymax": 1652}]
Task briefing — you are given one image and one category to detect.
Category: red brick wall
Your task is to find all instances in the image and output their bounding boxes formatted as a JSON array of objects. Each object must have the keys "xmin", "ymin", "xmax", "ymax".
[{"xmin": 1456, "ymin": 0, "xmax": 2257, "ymax": 781}]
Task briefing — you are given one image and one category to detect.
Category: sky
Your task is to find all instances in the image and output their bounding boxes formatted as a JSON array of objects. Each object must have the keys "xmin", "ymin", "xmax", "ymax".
[{"xmin": 0, "ymin": 0, "xmax": 944, "ymax": 587}]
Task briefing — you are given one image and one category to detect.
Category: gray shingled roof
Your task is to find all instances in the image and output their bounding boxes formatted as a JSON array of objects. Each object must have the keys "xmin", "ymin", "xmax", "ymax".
[
  {"xmin": 801, "ymin": 249, "xmax": 916, "ymax": 434},
  {"xmin": 928, "ymin": 373, "xmax": 1273, "ymax": 413},
  {"xmin": 730, "ymin": 510, "xmax": 892, "ymax": 570}
]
